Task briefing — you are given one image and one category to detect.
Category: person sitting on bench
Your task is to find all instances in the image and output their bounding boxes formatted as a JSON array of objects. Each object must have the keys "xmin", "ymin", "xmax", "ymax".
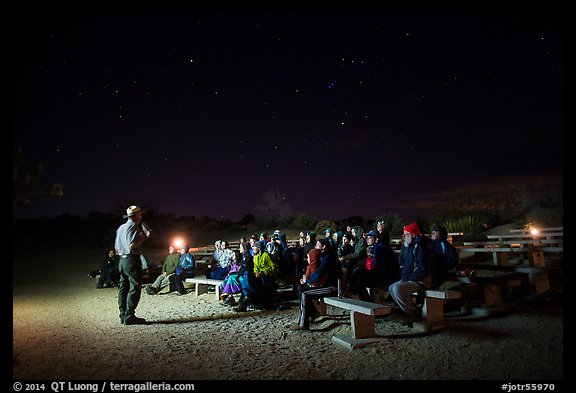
[
  {"xmin": 289, "ymin": 238, "xmax": 343, "ymax": 331},
  {"xmin": 388, "ymin": 222, "xmax": 432, "ymax": 327}
]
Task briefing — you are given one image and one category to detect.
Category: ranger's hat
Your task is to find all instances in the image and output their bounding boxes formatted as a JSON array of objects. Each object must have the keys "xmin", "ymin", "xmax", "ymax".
[{"xmin": 123, "ymin": 205, "xmax": 143, "ymax": 218}]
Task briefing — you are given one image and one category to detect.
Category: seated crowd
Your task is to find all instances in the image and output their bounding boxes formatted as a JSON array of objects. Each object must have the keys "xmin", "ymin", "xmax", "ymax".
[{"xmin": 141, "ymin": 222, "xmax": 459, "ymax": 328}]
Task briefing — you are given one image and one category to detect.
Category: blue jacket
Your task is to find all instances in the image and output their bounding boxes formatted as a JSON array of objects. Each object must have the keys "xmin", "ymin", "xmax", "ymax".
[
  {"xmin": 399, "ymin": 236, "xmax": 431, "ymax": 284},
  {"xmin": 176, "ymin": 252, "xmax": 195, "ymax": 275}
]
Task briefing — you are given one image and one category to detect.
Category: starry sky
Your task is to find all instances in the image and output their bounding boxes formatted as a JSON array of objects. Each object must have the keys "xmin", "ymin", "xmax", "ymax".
[{"xmin": 12, "ymin": 12, "xmax": 563, "ymax": 221}]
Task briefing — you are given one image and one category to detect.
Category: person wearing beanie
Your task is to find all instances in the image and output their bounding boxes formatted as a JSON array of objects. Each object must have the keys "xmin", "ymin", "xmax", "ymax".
[
  {"xmin": 387, "ymin": 221, "xmax": 432, "ymax": 327},
  {"xmin": 403, "ymin": 222, "xmax": 421, "ymax": 237}
]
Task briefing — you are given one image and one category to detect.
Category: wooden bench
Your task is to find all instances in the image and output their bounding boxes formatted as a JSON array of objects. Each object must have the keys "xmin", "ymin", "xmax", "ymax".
[
  {"xmin": 323, "ymin": 297, "xmax": 392, "ymax": 349},
  {"xmin": 184, "ymin": 278, "xmax": 224, "ymax": 300}
]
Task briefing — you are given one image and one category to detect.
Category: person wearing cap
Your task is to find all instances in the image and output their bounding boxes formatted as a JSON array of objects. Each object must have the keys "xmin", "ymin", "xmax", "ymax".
[
  {"xmin": 169, "ymin": 246, "xmax": 196, "ymax": 295},
  {"xmin": 348, "ymin": 229, "xmax": 400, "ymax": 301},
  {"xmin": 114, "ymin": 205, "xmax": 151, "ymax": 325},
  {"xmin": 387, "ymin": 221, "xmax": 432, "ymax": 327},
  {"xmin": 146, "ymin": 246, "xmax": 180, "ymax": 295}
]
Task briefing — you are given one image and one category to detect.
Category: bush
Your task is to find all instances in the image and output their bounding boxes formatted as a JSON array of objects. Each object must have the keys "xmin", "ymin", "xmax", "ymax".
[
  {"xmin": 315, "ymin": 220, "xmax": 338, "ymax": 236},
  {"xmin": 290, "ymin": 212, "xmax": 317, "ymax": 231},
  {"xmin": 442, "ymin": 216, "xmax": 483, "ymax": 235}
]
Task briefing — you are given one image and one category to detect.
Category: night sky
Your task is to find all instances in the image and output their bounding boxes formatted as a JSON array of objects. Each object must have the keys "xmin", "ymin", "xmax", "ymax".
[{"xmin": 12, "ymin": 12, "xmax": 563, "ymax": 221}]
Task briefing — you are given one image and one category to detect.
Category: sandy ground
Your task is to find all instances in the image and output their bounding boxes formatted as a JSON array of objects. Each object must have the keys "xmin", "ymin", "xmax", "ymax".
[{"xmin": 12, "ymin": 245, "xmax": 564, "ymax": 382}]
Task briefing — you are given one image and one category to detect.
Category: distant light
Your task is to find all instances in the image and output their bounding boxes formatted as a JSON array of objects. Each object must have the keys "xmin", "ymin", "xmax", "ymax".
[
  {"xmin": 530, "ymin": 228, "xmax": 539, "ymax": 235},
  {"xmin": 173, "ymin": 238, "xmax": 184, "ymax": 248}
]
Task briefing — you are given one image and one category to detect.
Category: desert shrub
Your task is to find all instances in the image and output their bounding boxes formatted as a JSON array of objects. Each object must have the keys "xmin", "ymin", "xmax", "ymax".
[
  {"xmin": 442, "ymin": 216, "xmax": 483, "ymax": 235},
  {"xmin": 315, "ymin": 220, "xmax": 338, "ymax": 236},
  {"xmin": 290, "ymin": 212, "xmax": 317, "ymax": 231},
  {"xmin": 290, "ymin": 213, "xmax": 316, "ymax": 230}
]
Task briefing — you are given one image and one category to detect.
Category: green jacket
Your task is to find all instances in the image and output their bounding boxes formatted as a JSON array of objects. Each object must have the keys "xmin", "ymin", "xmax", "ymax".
[
  {"xmin": 162, "ymin": 253, "xmax": 180, "ymax": 275},
  {"xmin": 253, "ymin": 251, "xmax": 279, "ymax": 277}
]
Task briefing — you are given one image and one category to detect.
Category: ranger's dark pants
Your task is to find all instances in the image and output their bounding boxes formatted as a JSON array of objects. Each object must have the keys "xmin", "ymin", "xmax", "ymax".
[{"xmin": 118, "ymin": 255, "xmax": 142, "ymax": 321}]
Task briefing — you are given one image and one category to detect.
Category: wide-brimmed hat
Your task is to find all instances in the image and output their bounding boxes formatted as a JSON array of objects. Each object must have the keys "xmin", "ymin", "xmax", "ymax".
[{"xmin": 123, "ymin": 205, "xmax": 143, "ymax": 218}]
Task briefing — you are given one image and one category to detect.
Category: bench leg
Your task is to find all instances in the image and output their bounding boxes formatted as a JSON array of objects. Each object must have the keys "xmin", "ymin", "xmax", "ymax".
[
  {"xmin": 350, "ymin": 311, "xmax": 376, "ymax": 339},
  {"xmin": 196, "ymin": 283, "xmax": 208, "ymax": 296},
  {"xmin": 422, "ymin": 297, "xmax": 444, "ymax": 324},
  {"xmin": 529, "ymin": 251, "xmax": 545, "ymax": 268},
  {"xmin": 497, "ymin": 252, "xmax": 509, "ymax": 266},
  {"xmin": 483, "ymin": 284, "xmax": 502, "ymax": 307},
  {"xmin": 531, "ymin": 272, "xmax": 550, "ymax": 295},
  {"xmin": 313, "ymin": 299, "xmax": 327, "ymax": 316},
  {"xmin": 214, "ymin": 284, "xmax": 222, "ymax": 300}
]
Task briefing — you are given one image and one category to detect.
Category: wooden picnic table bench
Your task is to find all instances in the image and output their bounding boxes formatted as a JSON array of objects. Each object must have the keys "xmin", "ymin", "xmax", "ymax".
[
  {"xmin": 457, "ymin": 262, "xmax": 560, "ymax": 295},
  {"xmin": 509, "ymin": 227, "xmax": 563, "ymax": 234},
  {"xmin": 184, "ymin": 278, "xmax": 224, "ymax": 300},
  {"xmin": 458, "ymin": 245, "xmax": 563, "ymax": 266},
  {"xmin": 463, "ymin": 239, "xmax": 563, "ymax": 247},
  {"xmin": 446, "ymin": 271, "xmax": 525, "ymax": 310},
  {"xmin": 486, "ymin": 232, "xmax": 563, "ymax": 241},
  {"xmin": 323, "ymin": 297, "xmax": 391, "ymax": 349}
]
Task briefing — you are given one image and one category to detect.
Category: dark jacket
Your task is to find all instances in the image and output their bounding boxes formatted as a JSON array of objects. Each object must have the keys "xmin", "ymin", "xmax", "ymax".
[
  {"xmin": 399, "ymin": 236, "xmax": 431, "ymax": 286},
  {"xmin": 431, "ymin": 238, "xmax": 459, "ymax": 288},
  {"xmin": 307, "ymin": 248, "xmax": 342, "ymax": 287},
  {"xmin": 340, "ymin": 226, "xmax": 367, "ymax": 264},
  {"xmin": 371, "ymin": 241, "xmax": 400, "ymax": 283}
]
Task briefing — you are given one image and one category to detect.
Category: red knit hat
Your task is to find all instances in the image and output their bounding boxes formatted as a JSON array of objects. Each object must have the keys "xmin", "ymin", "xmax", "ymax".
[{"xmin": 403, "ymin": 222, "xmax": 421, "ymax": 236}]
